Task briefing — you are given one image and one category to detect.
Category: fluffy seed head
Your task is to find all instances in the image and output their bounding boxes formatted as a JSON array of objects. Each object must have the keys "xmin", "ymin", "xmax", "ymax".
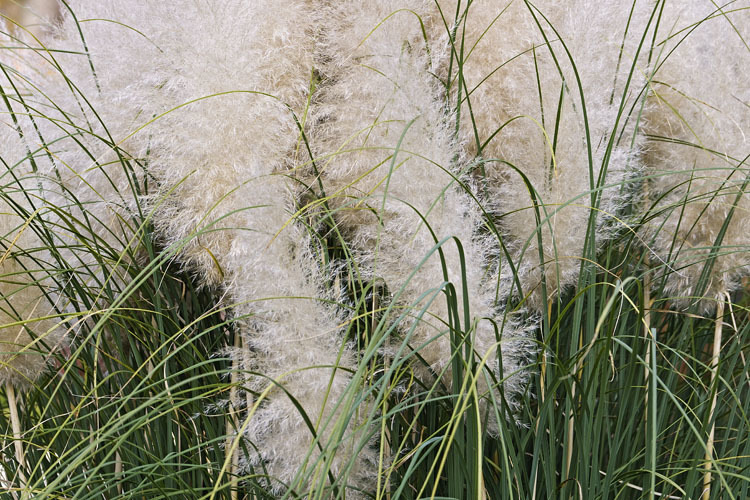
[
  {"xmin": 444, "ymin": 0, "xmax": 653, "ymax": 307},
  {"xmin": 25, "ymin": 1, "xmax": 372, "ymax": 493},
  {"xmin": 310, "ymin": 0, "xmax": 535, "ymax": 422},
  {"xmin": 0, "ymin": 93, "xmax": 63, "ymax": 387},
  {"xmin": 642, "ymin": 1, "xmax": 750, "ymax": 309},
  {"xmin": 0, "ymin": 214, "xmax": 60, "ymax": 386}
]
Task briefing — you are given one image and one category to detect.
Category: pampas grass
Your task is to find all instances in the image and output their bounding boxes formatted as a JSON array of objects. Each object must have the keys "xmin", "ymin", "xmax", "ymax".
[
  {"xmin": 10, "ymin": 1, "xmax": 371, "ymax": 495},
  {"xmin": 0, "ymin": 1, "xmax": 749, "ymax": 499},
  {"xmin": 309, "ymin": 0, "xmax": 534, "ymax": 421},
  {"xmin": 1, "ymin": 71, "xmax": 63, "ymax": 497},
  {"xmin": 643, "ymin": 1, "xmax": 750, "ymax": 308},
  {"xmin": 639, "ymin": 3, "xmax": 750, "ymax": 497},
  {"xmin": 446, "ymin": 0, "xmax": 652, "ymax": 307}
]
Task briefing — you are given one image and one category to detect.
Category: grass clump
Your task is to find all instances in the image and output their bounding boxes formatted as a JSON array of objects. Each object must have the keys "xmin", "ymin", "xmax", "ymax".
[{"xmin": 1, "ymin": 1, "xmax": 749, "ymax": 499}]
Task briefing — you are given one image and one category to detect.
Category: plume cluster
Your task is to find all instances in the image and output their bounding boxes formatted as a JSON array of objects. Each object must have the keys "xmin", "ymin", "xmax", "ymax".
[
  {"xmin": 642, "ymin": 1, "xmax": 750, "ymax": 308},
  {"xmin": 3, "ymin": 0, "xmax": 371, "ymax": 494},
  {"xmin": 0, "ymin": 31, "xmax": 65, "ymax": 387},
  {"xmin": 3, "ymin": 0, "xmax": 750, "ymax": 496},
  {"xmin": 3, "ymin": 0, "xmax": 748, "ymax": 497},
  {"xmin": 0, "ymin": 120, "xmax": 61, "ymax": 387},
  {"xmin": 309, "ymin": 0, "xmax": 534, "ymax": 416},
  {"xmin": 444, "ymin": 0, "xmax": 653, "ymax": 306}
]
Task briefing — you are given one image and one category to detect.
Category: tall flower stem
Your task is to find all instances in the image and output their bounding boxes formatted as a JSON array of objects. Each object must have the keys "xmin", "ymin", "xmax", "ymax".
[
  {"xmin": 703, "ymin": 294, "xmax": 725, "ymax": 500},
  {"xmin": 227, "ymin": 330, "xmax": 240, "ymax": 500},
  {"xmin": 6, "ymin": 382, "xmax": 27, "ymax": 498},
  {"xmin": 643, "ymin": 269, "xmax": 656, "ymax": 500}
]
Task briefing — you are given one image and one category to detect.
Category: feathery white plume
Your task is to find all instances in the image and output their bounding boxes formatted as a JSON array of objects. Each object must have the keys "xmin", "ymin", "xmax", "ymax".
[
  {"xmin": 445, "ymin": 0, "xmax": 652, "ymax": 306},
  {"xmin": 0, "ymin": 205, "xmax": 59, "ymax": 387},
  {"xmin": 310, "ymin": 0, "xmax": 535, "ymax": 421},
  {"xmin": 0, "ymin": 89, "xmax": 63, "ymax": 387},
  {"xmin": 643, "ymin": 1, "xmax": 750, "ymax": 308},
  {"xmin": 12, "ymin": 1, "xmax": 371, "ymax": 494}
]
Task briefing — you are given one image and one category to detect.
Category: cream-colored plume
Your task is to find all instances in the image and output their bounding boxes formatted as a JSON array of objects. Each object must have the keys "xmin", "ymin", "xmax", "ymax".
[
  {"xmin": 10, "ymin": 1, "xmax": 372, "ymax": 495},
  {"xmin": 643, "ymin": 1, "xmax": 750, "ymax": 308},
  {"xmin": 0, "ymin": 98, "xmax": 62, "ymax": 387},
  {"xmin": 309, "ymin": 0, "xmax": 535, "ymax": 421},
  {"xmin": 444, "ymin": 0, "xmax": 653, "ymax": 307},
  {"xmin": 0, "ymin": 208, "xmax": 59, "ymax": 387}
]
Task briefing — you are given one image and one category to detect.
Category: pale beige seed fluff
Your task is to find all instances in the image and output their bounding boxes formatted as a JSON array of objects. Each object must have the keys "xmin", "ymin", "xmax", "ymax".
[
  {"xmin": 310, "ymin": 0, "xmax": 535, "ymax": 419},
  {"xmin": 0, "ymin": 0, "xmax": 60, "ymax": 37},
  {"xmin": 0, "ymin": 205, "xmax": 60, "ymax": 387},
  {"xmin": 442, "ymin": 0, "xmax": 653, "ymax": 307},
  {"xmin": 20, "ymin": 1, "xmax": 373, "ymax": 494},
  {"xmin": 1, "ymin": 3, "xmax": 146, "ymax": 303},
  {"xmin": 642, "ymin": 1, "xmax": 750, "ymax": 308},
  {"xmin": 0, "ymin": 93, "xmax": 63, "ymax": 387}
]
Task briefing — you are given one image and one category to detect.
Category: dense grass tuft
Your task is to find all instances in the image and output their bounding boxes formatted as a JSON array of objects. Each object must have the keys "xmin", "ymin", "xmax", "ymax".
[{"xmin": 1, "ymin": 1, "xmax": 749, "ymax": 499}]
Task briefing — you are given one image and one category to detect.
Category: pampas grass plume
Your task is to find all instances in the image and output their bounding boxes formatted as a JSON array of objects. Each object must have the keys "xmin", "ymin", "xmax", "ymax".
[
  {"xmin": 643, "ymin": 1, "xmax": 750, "ymax": 309},
  {"xmin": 0, "ymin": 105, "xmax": 62, "ymax": 387},
  {"xmin": 0, "ymin": 206, "xmax": 60, "ymax": 386},
  {"xmin": 310, "ymin": 0, "xmax": 534, "ymax": 419},
  {"xmin": 20, "ymin": 1, "xmax": 372, "ymax": 494},
  {"xmin": 448, "ymin": 0, "xmax": 652, "ymax": 306}
]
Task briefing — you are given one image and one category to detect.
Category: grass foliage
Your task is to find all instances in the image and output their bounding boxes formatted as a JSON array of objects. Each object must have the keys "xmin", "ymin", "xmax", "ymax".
[{"xmin": 1, "ymin": 1, "xmax": 749, "ymax": 498}]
